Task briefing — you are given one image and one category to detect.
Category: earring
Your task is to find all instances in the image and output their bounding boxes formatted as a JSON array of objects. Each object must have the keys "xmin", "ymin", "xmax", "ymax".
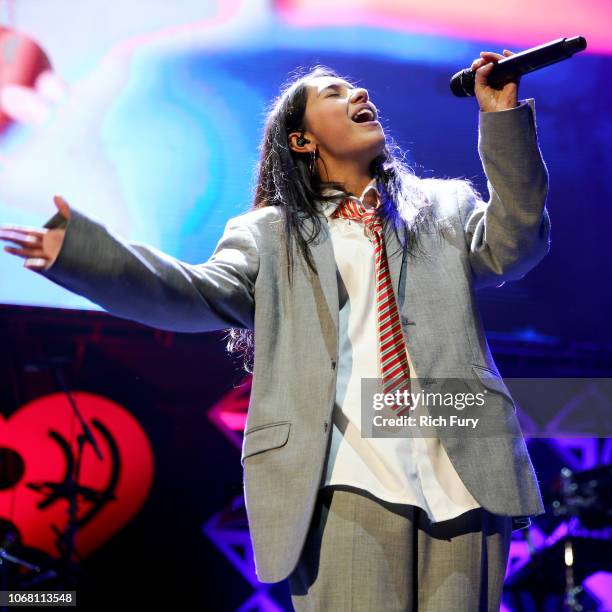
[{"xmin": 308, "ymin": 150, "xmax": 316, "ymax": 175}]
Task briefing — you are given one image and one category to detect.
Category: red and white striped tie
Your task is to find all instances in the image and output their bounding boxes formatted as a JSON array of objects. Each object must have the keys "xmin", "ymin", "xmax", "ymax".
[{"xmin": 332, "ymin": 191, "xmax": 412, "ymax": 415}]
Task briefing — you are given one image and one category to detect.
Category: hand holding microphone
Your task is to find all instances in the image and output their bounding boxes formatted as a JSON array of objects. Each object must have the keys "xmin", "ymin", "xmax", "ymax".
[
  {"xmin": 451, "ymin": 36, "xmax": 588, "ymax": 104},
  {"xmin": 472, "ymin": 49, "xmax": 520, "ymax": 113}
]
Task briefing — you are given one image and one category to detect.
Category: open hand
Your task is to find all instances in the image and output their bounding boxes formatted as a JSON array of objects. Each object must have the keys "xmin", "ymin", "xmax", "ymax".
[
  {"xmin": 472, "ymin": 50, "xmax": 519, "ymax": 113},
  {"xmin": 0, "ymin": 195, "xmax": 70, "ymax": 270}
]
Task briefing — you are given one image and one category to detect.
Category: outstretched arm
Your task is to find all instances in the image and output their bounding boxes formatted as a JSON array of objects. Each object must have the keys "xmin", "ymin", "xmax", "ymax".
[{"xmin": 1, "ymin": 200, "xmax": 259, "ymax": 332}]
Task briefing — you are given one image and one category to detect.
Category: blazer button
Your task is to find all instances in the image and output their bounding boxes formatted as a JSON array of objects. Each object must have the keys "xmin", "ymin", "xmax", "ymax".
[
  {"xmin": 324, "ymin": 421, "xmax": 329, "ymax": 432},
  {"xmin": 331, "ymin": 359, "xmax": 337, "ymax": 370}
]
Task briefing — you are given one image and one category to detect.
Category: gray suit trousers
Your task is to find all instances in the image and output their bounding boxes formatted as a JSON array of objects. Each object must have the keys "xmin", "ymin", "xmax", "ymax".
[{"xmin": 288, "ymin": 484, "xmax": 512, "ymax": 611}]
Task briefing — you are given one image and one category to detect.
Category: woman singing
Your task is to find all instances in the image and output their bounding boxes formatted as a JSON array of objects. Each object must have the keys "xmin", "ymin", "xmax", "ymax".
[{"xmin": 1, "ymin": 50, "xmax": 550, "ymax": 611}]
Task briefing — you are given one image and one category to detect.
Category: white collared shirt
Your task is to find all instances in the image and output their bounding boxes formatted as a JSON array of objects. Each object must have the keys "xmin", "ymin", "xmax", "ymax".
[{"xmin": 318, "ymin": 178, "xmax": 481, "ymax": 522}]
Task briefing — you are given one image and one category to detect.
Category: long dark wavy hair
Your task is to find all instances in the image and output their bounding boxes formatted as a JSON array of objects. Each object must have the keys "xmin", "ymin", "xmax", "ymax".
[{"xmin": 223, "ymin": 64, "xmax": 453, "ymax": 374}]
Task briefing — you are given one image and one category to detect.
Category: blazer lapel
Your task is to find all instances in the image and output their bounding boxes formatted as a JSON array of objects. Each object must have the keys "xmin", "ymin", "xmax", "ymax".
[
  {"xmin": 308, "ymin": 217, "xmax": 340, "ymax": 357},
  {"xmin": 307, "ymin": 213, "xmax": 406, "ymax": 354},
  {"xmin": 384, "ymin": 220, "xmax": 405, "ymax": 306}
]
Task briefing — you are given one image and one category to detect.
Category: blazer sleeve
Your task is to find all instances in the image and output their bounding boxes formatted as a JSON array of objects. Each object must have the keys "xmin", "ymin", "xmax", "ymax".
[
  {"xmin": 37, "ymin": 206, "xmax": 259, "ymax": 332},
  {"xmin": 458, "ymin": 98, "xmax": 551, "ymax": 290}
]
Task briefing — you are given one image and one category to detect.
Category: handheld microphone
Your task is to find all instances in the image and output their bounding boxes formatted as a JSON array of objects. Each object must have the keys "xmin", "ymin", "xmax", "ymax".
[{"xmin": 450, "ymin": 36, "xmax": 587, "ymax": 97}]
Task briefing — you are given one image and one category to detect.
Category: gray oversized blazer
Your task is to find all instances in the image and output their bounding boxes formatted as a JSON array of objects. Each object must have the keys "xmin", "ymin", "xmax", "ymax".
[{"xmin": 39, "ymin": 98, "xmax": 551, "ymax": 584}]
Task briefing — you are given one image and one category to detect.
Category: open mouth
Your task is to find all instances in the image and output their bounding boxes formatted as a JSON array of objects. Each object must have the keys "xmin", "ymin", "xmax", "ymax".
[{"xmin": 351, "ymin": 107, "xmax": 378, "ymax": 124}]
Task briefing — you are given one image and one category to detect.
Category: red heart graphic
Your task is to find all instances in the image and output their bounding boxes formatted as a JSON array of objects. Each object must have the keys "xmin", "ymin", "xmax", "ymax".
[
  {"xmin": 0, "ymin": 27, "xmax": 52, "ymax": 131},
  {"xmin": 0, "ymin": 391, "xmax": 154, "ymax": 559}
]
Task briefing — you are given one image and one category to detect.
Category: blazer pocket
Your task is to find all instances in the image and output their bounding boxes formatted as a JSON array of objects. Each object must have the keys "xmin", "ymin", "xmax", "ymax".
[
  {"xmin": 470, "ymin": 364, "xmax": 515, "ymax": 408},
  {"xmin": 241, "ymin": 421, "xmax": 291, "ymax": 465}
]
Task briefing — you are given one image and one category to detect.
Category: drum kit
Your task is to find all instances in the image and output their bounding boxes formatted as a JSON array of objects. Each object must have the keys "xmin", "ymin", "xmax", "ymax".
[{"xmin": 505, "ymin": 463, "xmax": 612, "ymax": 611}]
